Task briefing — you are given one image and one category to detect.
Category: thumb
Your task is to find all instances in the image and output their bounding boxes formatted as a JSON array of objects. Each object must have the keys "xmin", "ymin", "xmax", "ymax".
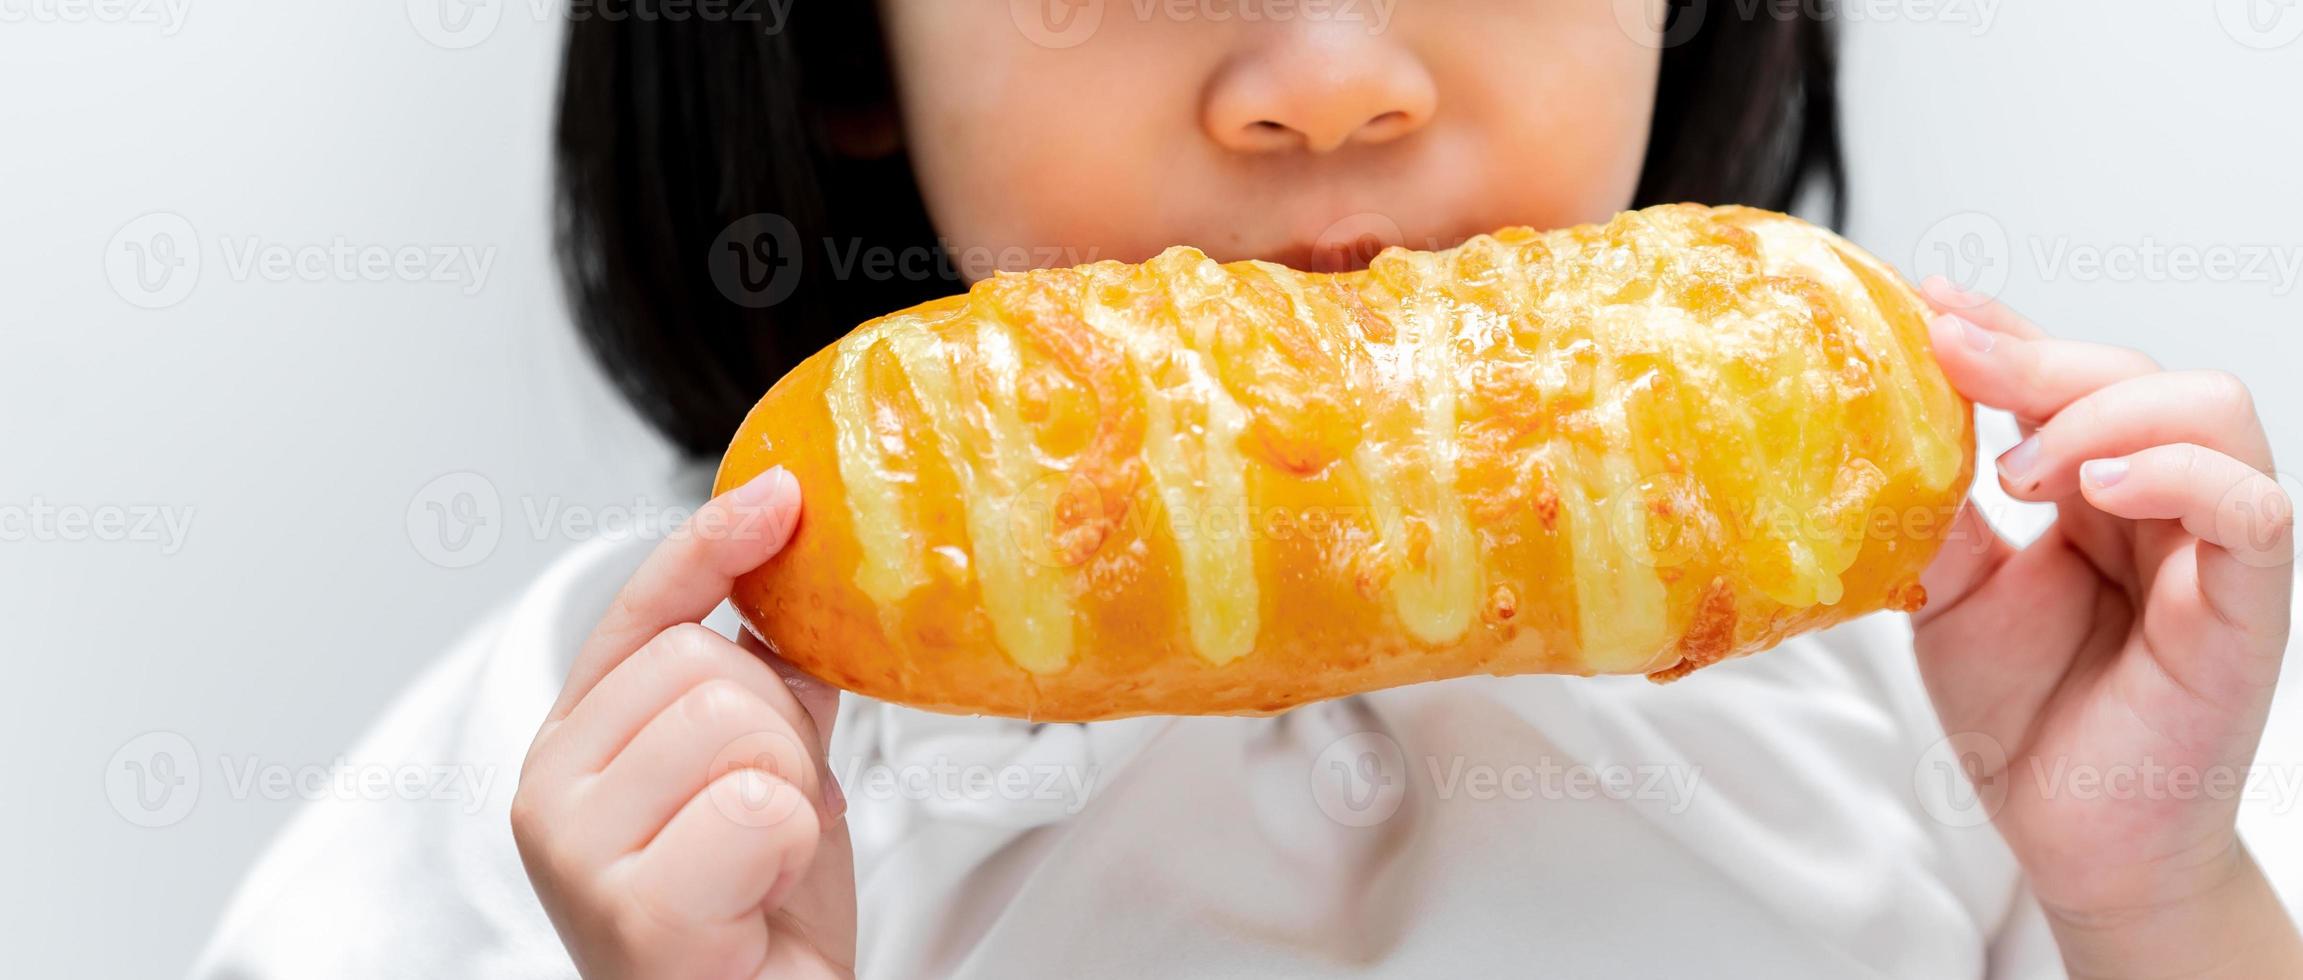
[{"xmin": 1913, "ymin": 501, "xmax": 2018, "ymax": 628}]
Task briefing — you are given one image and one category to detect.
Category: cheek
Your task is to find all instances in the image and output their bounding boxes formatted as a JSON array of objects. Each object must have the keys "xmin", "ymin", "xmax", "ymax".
[
  {"xmin": 914, "ymin": 88, "xmax": 1178, "ymax": 270},
  {"xmin": 1454, "ymin": 12, "xmax": 1663, "ymax": 226},
  {"xmin": 885, "ymin": 19, "xmax": 1191, "ymax": 269}
]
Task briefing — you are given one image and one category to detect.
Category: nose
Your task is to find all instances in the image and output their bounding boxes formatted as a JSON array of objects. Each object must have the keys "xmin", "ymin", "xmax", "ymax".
[{"xmin": 1202, "ymin": 26, "xmax": 1438, "ymax": 155}]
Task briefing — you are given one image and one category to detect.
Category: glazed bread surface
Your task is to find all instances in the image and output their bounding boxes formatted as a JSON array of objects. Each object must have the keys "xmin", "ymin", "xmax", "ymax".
[{"xmin": 715, "ymin": 204, "xmax": 1976, "ymax": 721}]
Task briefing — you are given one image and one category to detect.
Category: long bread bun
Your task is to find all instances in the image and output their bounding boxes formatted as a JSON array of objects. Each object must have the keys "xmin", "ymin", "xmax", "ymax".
[{"xmin": 715, "ymin": 204, "xmax": 1975, "ymax": 721}]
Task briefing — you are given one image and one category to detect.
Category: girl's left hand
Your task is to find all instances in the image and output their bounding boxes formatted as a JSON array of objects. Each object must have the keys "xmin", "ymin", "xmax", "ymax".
[{"xmin": 1910, "ymin": 278, "xmax": 2299, "ymax": 973}]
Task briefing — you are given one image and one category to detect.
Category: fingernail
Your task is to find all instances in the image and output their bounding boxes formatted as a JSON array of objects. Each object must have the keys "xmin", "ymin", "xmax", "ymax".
[
  {"xmin": 2081, "ymin": 458, "xmax": 2129, "ymax": 489},
  {"xmin": 729, "ymin": 465, "xmax": 794, "ymax": 507},
  {"xmin": 823, "ymin": 776, "xmax": 848, "ymax": 821},
  {"xmin": 1997, "ymin": 435, "xmax": 2041, "ymax": 483},
  {"xmin": 1949, "ymin": 315, "xmax": 1995, "ymax": 354},
  {"xmin": 1926, "ymin": 275, "xmax": 1983, "ymax": 309}
]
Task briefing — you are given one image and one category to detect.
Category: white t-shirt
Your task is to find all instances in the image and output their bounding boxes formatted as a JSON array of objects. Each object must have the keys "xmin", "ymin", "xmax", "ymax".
[{"xmin": 191, "ymin": 428, "xmax": 2303, "ymax": 979}]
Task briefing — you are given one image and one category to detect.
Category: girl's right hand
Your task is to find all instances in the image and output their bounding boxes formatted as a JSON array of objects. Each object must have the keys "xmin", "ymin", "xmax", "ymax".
[{"xmin": 511, "ymin": 468, "xmax": 857, "ymax": 979}]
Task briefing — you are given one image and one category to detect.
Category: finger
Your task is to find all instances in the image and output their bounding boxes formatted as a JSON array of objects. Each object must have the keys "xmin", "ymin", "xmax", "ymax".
[
  {"xmin": 1919, "ymin": 276, "xmax": 2049, "ymax": 340},
  {"xmin": 737, "ymin": 629, "xmax": 841, "ymax": 750},
  {"xmin": 736, "ymin": 630, "xmax": 848, "ymax": 822},
  {"xmin": 1912, "ymin": 501, "xmax": 2019, "ymax": 628},
  {"xmin": 1994, "ymin": 371, "xmax": 2275, "ymax": 501},
  {"xmin": 533, "ymin": 623, "xmax": 817, "ymax": 779},
  {"xmin": 2079, "ymin": 444, "xmax": 2296, "ymax": 632},
  {"xmin": 624, "ymin": 768, "xmax": 824, "ymax": 923},
  {"xmin": 1925, "ymin": 313, "xmax": 2159, "ymax": 428},
  {"xmin": 549, "ymin": 466, "xmax": 802, "ymax": 723},
  {"xmin": 583, "ymin": 678, "xmax": 824, "ymax": 858}
]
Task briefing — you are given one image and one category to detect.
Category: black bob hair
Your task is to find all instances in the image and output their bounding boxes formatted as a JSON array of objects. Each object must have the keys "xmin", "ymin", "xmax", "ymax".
[{"xmin": 555, "ymin": 3, "xmax": 1847, "ymax": 459}]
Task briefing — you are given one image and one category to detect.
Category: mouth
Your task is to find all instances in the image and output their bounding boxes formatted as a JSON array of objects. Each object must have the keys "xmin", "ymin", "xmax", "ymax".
[
  {"xmin": 1248, "ymin": 224, "xmax": 1473, "ymax": 274},
  {"xmin": 1257, "ymin": 239, "xmax": 1393, "ymax": 274}
]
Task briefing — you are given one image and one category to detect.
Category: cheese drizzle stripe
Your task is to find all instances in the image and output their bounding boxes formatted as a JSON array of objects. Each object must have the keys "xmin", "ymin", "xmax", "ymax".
[
  {"xmin": 882, "ymin": 318, "xmax": 1078, "ymax": 674},
  {"xmin": 828, "ymin": 324, "xmax": 929, "ymax": 606}
]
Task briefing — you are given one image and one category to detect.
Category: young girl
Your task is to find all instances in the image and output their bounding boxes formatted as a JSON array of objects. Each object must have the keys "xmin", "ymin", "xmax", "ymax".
[{"xmin": 200, "ymin": 3, "xmax": 2300, "ymax": 977}]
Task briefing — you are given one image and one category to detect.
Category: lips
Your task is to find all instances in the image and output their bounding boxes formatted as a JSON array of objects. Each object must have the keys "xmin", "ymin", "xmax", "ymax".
[
  {"xmin": 1259, "ymin": 228, "xmax": 1481, "ymax": 274},
  {"xmin": 1259, "ymin": 238, "xmax": 1394, "ymax": 274}
]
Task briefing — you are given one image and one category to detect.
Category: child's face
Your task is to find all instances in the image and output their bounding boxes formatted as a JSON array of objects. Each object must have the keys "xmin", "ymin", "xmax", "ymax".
[{"xmin": 879, "ymin": 1, "xmax": 1665, "ymax": 273}]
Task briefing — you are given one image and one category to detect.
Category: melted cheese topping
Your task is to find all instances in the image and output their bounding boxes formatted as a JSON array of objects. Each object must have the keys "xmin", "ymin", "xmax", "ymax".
[
  {"xmin": 827, "ymin": 325, "xmax": 928, "ymax": 606},
  {"xmin": 1556, "ymin": 337, "xmax": 1674, "ymax": 671},
  {"xmin": 1354, "ymin": 255, "xmax": 1480, "ymax": 646},
  {"xmin": 811, "ymin": 205, "xmax": 1962, "ymax": 677},
  {"xmin": 883, "ymin": 319, "xmax": 1077, "ymax": 674},
  {"xmin": 1081, "ymin": 256, "xmax": 1260, "ymax": 665},
  {"xmin": 1777, "ymin": 218, "xmax": 1967, "ymax": 491}
]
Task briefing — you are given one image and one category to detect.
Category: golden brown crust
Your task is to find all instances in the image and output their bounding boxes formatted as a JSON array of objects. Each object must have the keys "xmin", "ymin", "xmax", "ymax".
[
  {"xmin": 716, "ymin": 205, "xmax": 1976, "ymax": 721},
  {"xmin": 1648, "ymin": 576, "xmax": 1739, "ymax": 683}
]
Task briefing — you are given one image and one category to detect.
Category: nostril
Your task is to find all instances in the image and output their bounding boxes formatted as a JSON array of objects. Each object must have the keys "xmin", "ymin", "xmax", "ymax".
[
  {"xmin": 1356, "ymin": 110, "xmax": 1417, "ymax": 142},
  {"xmin": 1239, "ymin": 119, "xmax": 1302, "ymax": 149}
]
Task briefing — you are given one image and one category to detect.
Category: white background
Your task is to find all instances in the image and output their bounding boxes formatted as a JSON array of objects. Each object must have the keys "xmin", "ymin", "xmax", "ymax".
[{"xmin": 3, "ymin": 2, "xmax": 2299, "ymax": 977}]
